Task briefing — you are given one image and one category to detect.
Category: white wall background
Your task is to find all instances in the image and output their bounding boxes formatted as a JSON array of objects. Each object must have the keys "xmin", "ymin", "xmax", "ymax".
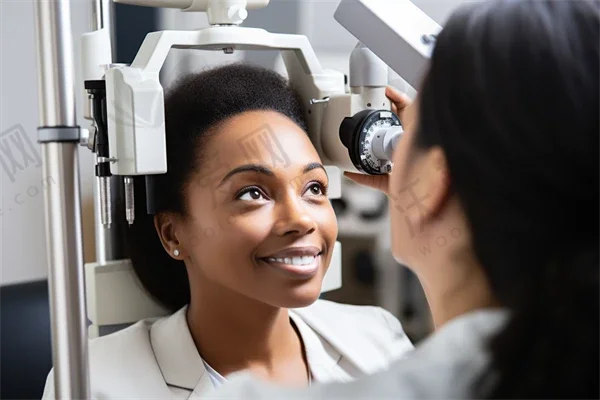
[
  {"xmin": 0, "ymin": 1, "xmax": 97, "ymax": 286},
  {"xmin": 0, "ymin": 0, "xmax": 463, "ymax": 286}
]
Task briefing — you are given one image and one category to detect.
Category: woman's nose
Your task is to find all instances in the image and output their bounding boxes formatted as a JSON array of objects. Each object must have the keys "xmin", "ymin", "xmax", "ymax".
[{"xmin": 273, "ymin": 198, "xmax": 317, "ymax": 237}]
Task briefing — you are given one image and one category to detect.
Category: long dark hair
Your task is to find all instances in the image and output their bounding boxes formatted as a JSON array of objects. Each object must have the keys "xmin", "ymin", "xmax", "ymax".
[
  {"xmin": 415, "ymin": 0, "xmax": 599, "ymax": 398},
  {"xmin": 125, "ymin": 63, "xmax": 307, "ymax": 313}
]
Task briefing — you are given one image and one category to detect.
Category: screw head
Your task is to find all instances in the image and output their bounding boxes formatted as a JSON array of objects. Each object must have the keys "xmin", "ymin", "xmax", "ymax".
[{"xmin": 421, "ymin": 34, "xmax": 437, "ymax": 45}]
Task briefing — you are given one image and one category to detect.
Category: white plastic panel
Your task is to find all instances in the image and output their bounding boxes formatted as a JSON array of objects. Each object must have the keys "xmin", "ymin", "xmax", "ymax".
[
  {"xmin": 322, "ymin": 241, "xmax": 343, "ymax": 293},
  {"xmin": 85, "ymin": 260, "xmax": 169, "ymax": 327},
  {"xmin": 325, "ymin": 166, "xmax": 342, "ymax": 200},
  {"xmin": 105, "ymin": 67, "xmax": 168, "ymax": 176},
  {"xmin": 335, "ymin": 0, "xmax": 442, "ymax": 89}
]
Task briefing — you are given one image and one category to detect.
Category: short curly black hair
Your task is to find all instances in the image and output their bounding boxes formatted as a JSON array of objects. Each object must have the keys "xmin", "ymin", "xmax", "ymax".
[{"xmin": 125, "ymin": 62, "xmax": 308, "ymax": 312}]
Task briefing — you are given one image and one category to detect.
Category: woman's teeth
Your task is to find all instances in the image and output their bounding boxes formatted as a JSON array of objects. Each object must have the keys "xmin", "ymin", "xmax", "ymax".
[{"xmin": 266, "ymin": 256, "xmax": 317, "ymax": 266}]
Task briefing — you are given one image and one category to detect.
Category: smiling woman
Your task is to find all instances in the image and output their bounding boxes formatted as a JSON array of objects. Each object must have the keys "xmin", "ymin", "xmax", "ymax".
[{"xmin": 42, "ymin": 63, "xmax": 415, "ymax": 400}]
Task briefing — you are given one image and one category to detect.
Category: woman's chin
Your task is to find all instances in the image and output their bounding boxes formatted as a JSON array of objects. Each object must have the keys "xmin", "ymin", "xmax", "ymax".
[{"xmin": 275, "ymin": 284, "xmax": 323, "ymax": 309}]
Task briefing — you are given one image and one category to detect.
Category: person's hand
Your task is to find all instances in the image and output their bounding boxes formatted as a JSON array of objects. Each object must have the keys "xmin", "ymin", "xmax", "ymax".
[{"xmin": 343, "ymin": 86, "xmax": 413, "ymax": 195}]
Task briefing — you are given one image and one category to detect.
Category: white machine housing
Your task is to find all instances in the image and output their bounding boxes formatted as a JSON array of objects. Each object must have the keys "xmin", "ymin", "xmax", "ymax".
[
  {"xmin": 114, "ymin": 0, "xmax": 271, "ymax": 24},
  {"xmin": 104, "ymin": 26, "xmax": 346, "ymax": 176},
  {"xmin": 103, "ymin": 0, "xmax": 442, "ymax": 178},
  {"xmin": 321, "ymin": 42, "xmax": 392, "ymax": 172}
]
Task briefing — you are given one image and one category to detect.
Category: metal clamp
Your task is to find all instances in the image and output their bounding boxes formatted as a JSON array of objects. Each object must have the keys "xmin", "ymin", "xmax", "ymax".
[
  {"xmin": 310, "ymin": 97, "xmax": 330, "ymax": 105},
  {"xmin": 97, "ymin": 156, "xmax": 117, "ymax": 163},
  {"xmin": 37, "ymin": 126, "xmax": 81, "ymax": 143},
  {"xmin": 80, "ymin": 126, "xmax": 97, "ymax": 151}
]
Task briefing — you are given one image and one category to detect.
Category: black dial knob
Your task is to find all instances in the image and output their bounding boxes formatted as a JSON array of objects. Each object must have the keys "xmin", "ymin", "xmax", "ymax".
[{"xmin": 339, "ymin": 109, "xmax": 402, "ymax": 175}]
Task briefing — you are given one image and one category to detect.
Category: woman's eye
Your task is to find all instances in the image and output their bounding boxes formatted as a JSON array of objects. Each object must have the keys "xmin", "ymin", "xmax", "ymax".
[
  {"xmin": 306, "ymin": 183, "xmax": 324, "ymax": 196},
  {"xmin": 238, "ymin": 188, "xmax": 265, "ymax": 201}
]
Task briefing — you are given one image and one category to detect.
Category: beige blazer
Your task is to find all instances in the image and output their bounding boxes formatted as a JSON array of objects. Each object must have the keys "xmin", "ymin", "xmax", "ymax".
[{"xmin": 42, "ymin": 299, "xmax": 414, "ymax": 399}]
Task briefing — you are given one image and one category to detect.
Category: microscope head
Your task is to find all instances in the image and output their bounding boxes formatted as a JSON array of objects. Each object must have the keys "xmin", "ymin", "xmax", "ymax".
[{"xmin": 321, "ymin": 0, "xmax": 441, "ymax": 175}]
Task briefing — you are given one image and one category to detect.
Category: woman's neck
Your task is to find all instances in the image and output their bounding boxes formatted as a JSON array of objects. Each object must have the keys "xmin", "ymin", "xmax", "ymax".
[
  {"xmin": 417, "ymin": 251, "xmax": 498, "ymax": 330},
  {"xmin": 186, "ymin": 282, "xmax": 304, "ymax": 378}
]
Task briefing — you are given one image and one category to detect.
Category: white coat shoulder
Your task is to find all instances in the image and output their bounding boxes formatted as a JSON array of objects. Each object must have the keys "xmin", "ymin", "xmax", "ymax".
[
  {"xmin": 292, "ymin": 299, "xmax": 414, "ymax": 368},
  {"xmin": 41, "ymin": 319, "xmax": 187, "ymax": 399}
]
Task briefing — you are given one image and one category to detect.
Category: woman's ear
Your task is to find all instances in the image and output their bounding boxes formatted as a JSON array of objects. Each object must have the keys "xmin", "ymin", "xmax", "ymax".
[
  {"xmin": 154, "ymin": 213, "xmax": 184, "ymax": 260},
  {"xmin": 422, "ymin": 147, "xmax": 452, "ymax": 222}
]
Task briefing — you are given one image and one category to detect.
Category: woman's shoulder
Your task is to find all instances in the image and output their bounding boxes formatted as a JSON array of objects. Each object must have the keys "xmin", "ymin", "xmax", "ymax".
[
  {"xmin": 297, "ymin": 299, "xmax": 405, "ymax": 330},
  {"xmin": 291, "ymin": 299, "xmax": 414, "ymax": 362},
  {"xmin": 296, "ymin": 299, "xmax": 408, "ymax": 331},
  {"xmin": 41, "ymin": 318, "xmax": 172, "ymax": 399}
]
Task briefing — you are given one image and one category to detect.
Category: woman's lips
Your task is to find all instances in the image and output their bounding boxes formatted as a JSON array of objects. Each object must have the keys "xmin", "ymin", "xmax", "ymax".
[{"xmin": 258, "ymin": 253, "xmax": 321, "ymax": 279}]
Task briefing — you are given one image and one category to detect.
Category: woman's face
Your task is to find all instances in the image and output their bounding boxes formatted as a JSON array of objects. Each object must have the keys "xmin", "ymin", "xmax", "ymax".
[{"xmin": 176, "ymin": 110, "xmax": 337, "ymax": 308}]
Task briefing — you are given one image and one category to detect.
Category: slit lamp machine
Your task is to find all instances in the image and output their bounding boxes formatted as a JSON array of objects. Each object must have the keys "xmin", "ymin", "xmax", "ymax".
[{"xmin": 33, "ymin": 0, "xmax": 440, "ymax": 397}]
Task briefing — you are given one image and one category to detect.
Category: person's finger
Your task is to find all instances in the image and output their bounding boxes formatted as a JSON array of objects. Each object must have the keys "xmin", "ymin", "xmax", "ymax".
[
  {"xmin": 343, "ymin": 171, "xmax": 389, "ymax": 194},
  {"xmin": 386, "ymin": 86, "xmax": 412, "ymax": 112},
  {"xmin": 387, "ymin": 86, "xmax": 418, "ymax": 128}
]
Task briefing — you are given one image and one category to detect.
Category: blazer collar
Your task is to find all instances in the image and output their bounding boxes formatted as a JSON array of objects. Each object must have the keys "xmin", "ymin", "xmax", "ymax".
[
  {"xmin": 291, "ymin": 305, "xmax": 388, "ymax": 375},
  {"xmin": 288, "ymin": 311, "xmax": 352, "ymax": 384},
  {"xmin": 150, "ymin": 306, "xmax": 208, "ymax": 392}
]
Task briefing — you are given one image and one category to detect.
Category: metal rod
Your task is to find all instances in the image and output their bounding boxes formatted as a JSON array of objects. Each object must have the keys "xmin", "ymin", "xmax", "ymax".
[
  {"xmin": 124, "ymin": 176, "xmax": 135, "ymax": 226},
  {"xmin": 35, "ymin": 1, "xmax": 76, "ymax": 126},
  {"xmin": 34, "ymin": 1, "xmax": 90, "ymax": 398},
  {"xmin": 90, "ymin": 0, "xmax": 126, "ymax": 264},
  {"xmin": 93, "ymin": 0, "xmax": 112, "ymax": 31},
  {"xmin": 93, "ymin": 174, "xmax": 108, "ymax": 265},
  {"xmin": 99, "ymin": 176, "xmax": 112, "ymax": 228},
  {"xmin": 92, "ymin": 0, "xmax": 117, "ymax": 59},
  {"xmin": 94, "ymin": 170, "xmax": 126, "ymax": 264},
  {"xmin": 41, "ymin": 145, "xmax": 90, "ymax": 399}
]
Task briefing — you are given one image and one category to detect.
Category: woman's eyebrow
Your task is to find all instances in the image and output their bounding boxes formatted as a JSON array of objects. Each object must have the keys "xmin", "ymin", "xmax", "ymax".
[
  {"xmin": 218, "ymin": 164, "xmax": 274, "ymax": 188},
  {"xmin": 217, "ymin": 162, "xmax": 328, "ymax": 188},
  {"xmin": 303, "ymin": 162, "xmax": 327, "ymax": 176}
]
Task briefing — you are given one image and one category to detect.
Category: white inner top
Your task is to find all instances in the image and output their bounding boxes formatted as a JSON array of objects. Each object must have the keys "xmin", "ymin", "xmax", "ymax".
[
  {"xmin": 202, "ymin": 360, "xmax": 227, "ymax": 387},
  {"xmin": 201, "ymin": 318, "xmax": 315, "ymax": 388},
  {"xmin": 202, "ymin": 359, "xmax": 313, "ymax": 389}
]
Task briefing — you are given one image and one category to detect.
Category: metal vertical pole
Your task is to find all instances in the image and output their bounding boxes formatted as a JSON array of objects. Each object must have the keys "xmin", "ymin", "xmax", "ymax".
[
  {"xmin": 92, "ymin": 0, "xmax": 112, "ymax": 32},
  {"xmin": 34, "ymin": 0, "xmax": 90, "ymax": 398},
  {"xmin": 89, "ymin": 0, "xmax": 126, "ymax": 265},
  {"xmin": 91, "ymin": 0, "xmax": 117, "ymax": 63}
]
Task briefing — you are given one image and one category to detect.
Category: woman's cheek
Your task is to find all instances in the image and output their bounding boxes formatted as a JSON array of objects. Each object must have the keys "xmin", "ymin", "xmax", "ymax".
[{"xmin": 221, "ymin": 214, "xmax": 272, "ymax": 248}]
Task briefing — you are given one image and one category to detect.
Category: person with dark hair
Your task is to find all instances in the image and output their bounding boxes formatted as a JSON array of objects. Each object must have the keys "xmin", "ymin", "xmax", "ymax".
[
  {"xmin": 41, "ymin": 63, "xmax": 414, "ymax": 399},
  {"xmin": 211, "ymin": 0, "xmax": 600, "ymax": 398}
]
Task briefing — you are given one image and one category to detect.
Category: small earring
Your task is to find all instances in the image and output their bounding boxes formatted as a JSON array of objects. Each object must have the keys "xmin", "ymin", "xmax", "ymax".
[{"xmin": 173, "ymin": 249, "xmax": 180, "ymax": 257}]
